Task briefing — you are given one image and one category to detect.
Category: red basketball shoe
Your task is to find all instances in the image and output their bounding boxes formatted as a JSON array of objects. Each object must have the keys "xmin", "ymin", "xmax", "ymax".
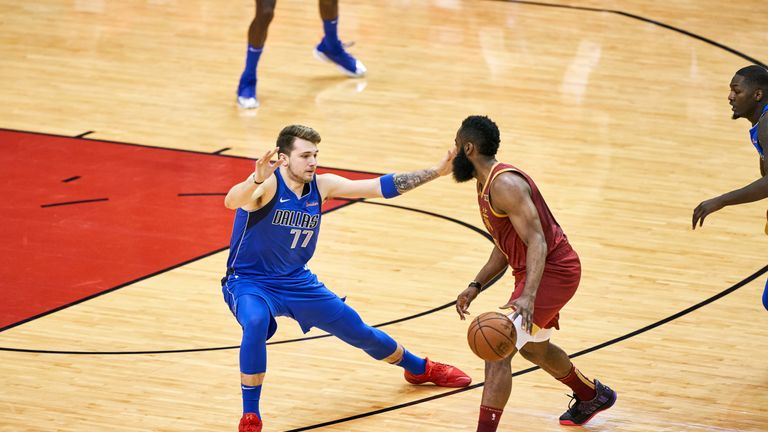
[
  {"xmin": 404, "ymin": 357, "xmax": 471, "ymax": 387},
  {"xmin": 239, "ymin": 413, "xmax": 262, "ymax": 432}
]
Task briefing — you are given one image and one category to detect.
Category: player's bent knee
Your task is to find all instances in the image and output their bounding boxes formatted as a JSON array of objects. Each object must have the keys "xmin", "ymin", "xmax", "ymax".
[
  {"xmin": 255, "ymin": 10, "xmax": 275, "ymax": 25},
  {"xmin": 255, "ymin": 0, "xmax": 276, "ymax": 21},
  {"xmin": 241, "ymin": 313, "xmax": 268, "ymax": 329},
  {"xmin": 519, "ymin": 338, "xmax": 548, "ymax": 355},
  {"xmin": 240, "ymin": 315, "xmax": 271, "ymax": 340}
]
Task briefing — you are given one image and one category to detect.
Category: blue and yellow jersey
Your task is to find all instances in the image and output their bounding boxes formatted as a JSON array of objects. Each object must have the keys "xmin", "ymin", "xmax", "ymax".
[
  {"xmin": 749, "ymin": 104, "xmax": 768, "ymax": 158},
  {"xmin": 225, "ymin": 169, "xmax": 322, "ymax": 278},
  {"xmin": 751, "ymin": 105, "xmax": 768, "ymax": 235}
]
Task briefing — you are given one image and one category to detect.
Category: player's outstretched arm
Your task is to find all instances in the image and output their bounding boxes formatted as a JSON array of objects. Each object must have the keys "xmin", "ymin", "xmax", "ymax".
[
  {"xmin": 318, "ymin": 148, "xmax": 456, "ymax": 201},
  {"xmin": 224, "ymin": 148, "xmax": 285, "ymax": 211},
  {"xmin": 692, "ymin": 175, "xmax": 768, "ymax": 229}
]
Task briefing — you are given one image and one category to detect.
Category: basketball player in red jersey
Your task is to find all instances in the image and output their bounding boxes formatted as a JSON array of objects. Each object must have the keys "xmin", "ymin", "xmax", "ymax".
[{"xmin": 452, "ymin": 115, "xmax": 617, "ymax": 430}]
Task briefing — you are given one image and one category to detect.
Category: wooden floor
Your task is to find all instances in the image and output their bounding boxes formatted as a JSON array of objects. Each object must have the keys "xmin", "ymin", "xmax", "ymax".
[{"xmin": 2, "ymin": 0, "xmax": 768, "ymax": 431}]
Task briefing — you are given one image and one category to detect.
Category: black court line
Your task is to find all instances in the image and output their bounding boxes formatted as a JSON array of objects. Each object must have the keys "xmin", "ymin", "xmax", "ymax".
[
  {"xmin": 74, "ymin": 131, "xmax": 93, "ymax": 138},
  {"xmin": 1, "ymin": 127, "xmax": 389, "ymax": 178},
  {"xmin": 4, "ymin": 263, "xmax": 765, "ymax": 426},
  {"xmin": 293, "ymin": 2, "xmax": 768, "ymax": 428},
  {"xmin": 285, "ymin": 263, "xmax": 768, "ymax": 432},
  {"xmin": 0, "ymin": 197, "xmax": 364, "ymax": 334},
  {"xmin": 178, "ymin": 192, "xmax": 227, "ymax": 197},
  {"xmin": 498, "ymin": 0, "xmax": 766, "ymax": 68},
  {"xmin": 212, "ymin": 147, "xmax": 230, "ymax": 154},
  {"xmin": 62, "ymin": 176, "xmax": 81, "ymax": 183},
  {"xmin": 0, "ymin": 245, "xmax": 228, "ymax": 333},
  {"xmin": 0, "ymin": 125, "xmax": 385, "ymax": 333},
  {"xmin": 40, "ymin": 198, "xmax": 109, "ymax": 208},
  {"xmin": 3, "ymin": 2, "xmax": 765, "ymax": 427},
  {"xmin": 0, "ymin": 199, "xmax": 498, "ymax": 354}
]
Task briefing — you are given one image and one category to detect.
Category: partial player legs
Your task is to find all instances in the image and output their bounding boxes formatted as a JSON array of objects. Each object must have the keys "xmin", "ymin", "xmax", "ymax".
[
  {"xmin": 237, "ymin": 0, "xmax": 276, "ymax": 108},
  {"xmin": 318, "ymin": 0, "xmax": 338, "ymax": 20},
  {"xmin": 481, "ymin": 355, "xmax": 513, "ymax": 408},
  {"xmin": 473, "ymin": 339, "xmax": 615, "ymax": 431},
  {"xmin": 248, "ymin": 0, "xmax": 276, "ymax": 48},
  {"xmin": 313, "ymin": 0, "xmax": 366, "ymax": 77},
  {"xmin": 519, "ymin": 340, "xmax": 616, "ymax": 426},
  {"xmin": 236, "ymin": 295, "xmax": 270, "ymax": 378},
  {"xmin": 314, "ymin": 303, "xmax": 399, "ymax": 359},
  {"xmin": 472, "ymin": 354, "xmax": 513, "ymax": 432},
  {"xmin": 234, "ymin": 295, "xmax": 271, "ymax": 429},
  {"xmin": 315, "ymin": 303, "xmax": 471, "ymax": 387},
  {"xmin": 518, "ymin": 340, "xmax": 572, "ymax": 379}
]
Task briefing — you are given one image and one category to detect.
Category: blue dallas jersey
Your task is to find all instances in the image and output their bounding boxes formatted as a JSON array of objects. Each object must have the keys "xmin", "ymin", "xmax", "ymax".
[
  {"xmin": 749, "ymin": 104, "xmax": 768, "ymax": 158},
  {"xmin": 225, "ymin": 169, "xmax": 322, "ymax": 278}
]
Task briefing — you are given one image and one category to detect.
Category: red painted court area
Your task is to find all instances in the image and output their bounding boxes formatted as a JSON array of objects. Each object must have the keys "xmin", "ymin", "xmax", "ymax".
[{"xmin": 0, "ymin": 130, "xmax": 376, "ymax": 330}]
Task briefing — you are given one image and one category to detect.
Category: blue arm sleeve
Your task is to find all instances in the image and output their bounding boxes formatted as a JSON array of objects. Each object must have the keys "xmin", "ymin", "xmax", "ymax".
[{"xmin": 379, "ymin": 173, "xmax": 400, "ymax": 199}]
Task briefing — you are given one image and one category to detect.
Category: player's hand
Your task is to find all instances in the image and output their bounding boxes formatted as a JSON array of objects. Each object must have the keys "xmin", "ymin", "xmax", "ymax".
[
  {"xmin": 692, "ymin": 197, "xmax": 724, "ymax": 230},
  {"xmin": 433, "ymin": 148, "xmax": 457, "ymax": 177},
  {"xmin": 253, "ymin": 147, "xmax": 287, "ymax": 184},
  {"xmin": 501, "ymin": 294, "xmax": 535, "ymax": 335},
  {"xmin": 456, "ymin": 284, "xmax": 480, "ymax": 320}
]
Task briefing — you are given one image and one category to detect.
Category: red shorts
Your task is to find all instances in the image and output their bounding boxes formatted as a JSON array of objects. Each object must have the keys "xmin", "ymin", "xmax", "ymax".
[{"xmin": 510, "ymin": 245, "xmax": 581, "ymax": 330}]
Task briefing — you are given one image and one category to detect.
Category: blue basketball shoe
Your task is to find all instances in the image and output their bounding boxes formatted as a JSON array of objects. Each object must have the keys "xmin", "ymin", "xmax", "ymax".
[
  {"xmin": 236, "ymin": 71, "xmax": 259, "ymax": 109},
  {"xmin": 313, "ymin": 38, "xmax": 366, "ymax": 78}
]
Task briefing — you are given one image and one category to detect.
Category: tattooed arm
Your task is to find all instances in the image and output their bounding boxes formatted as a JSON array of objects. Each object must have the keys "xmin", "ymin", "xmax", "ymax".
[
  {"xmin": 393, "ymin": 169, "xmax": 441, "ymax": 194},
  {"xmin": 317, "ymin": 148, "xmax": 456, "ymax": 201}
]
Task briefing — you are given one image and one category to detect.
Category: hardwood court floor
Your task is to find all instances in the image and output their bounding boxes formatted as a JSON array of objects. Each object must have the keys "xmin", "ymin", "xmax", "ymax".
[{"xmin": 1, "ymin": 0, "xmax": 767, "ymax": 431}]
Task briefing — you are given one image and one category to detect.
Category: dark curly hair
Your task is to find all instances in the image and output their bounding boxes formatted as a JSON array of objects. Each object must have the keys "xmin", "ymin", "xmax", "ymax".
[{"xmin": 458, "ymin": 115, "xmax": 500, "ymax": 157}]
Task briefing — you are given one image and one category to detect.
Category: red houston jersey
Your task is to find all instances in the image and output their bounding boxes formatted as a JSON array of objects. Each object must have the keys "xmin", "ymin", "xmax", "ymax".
[{"xmin": 477, "ymin": 162, "xmax": 572, "ymax": 273}]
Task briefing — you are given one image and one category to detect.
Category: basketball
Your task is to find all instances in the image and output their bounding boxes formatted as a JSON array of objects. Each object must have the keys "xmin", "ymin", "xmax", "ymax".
[{"xmin": 467, "ymin": 312, "xmax": 517, "ymax": 361}]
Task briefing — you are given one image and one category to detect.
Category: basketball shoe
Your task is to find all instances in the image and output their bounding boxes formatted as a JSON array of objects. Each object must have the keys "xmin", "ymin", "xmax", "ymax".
[
  {"xmin": 238, "ymin": 413, "xmax": 262, "ymax": 432},
  {"xmin": 559, "ymin": 379, "xmax": 617, "ymax": 426},
  {"xmin": 313, "ymin": 38, "xmax": 366, "ymax": 78},
  {"xmin": 236, "ymin": 73, "xmax": 259, "ymax": 109},
  {"xmin": 403, "ymin": 357, "xmax": 471, "ymax": 388}
]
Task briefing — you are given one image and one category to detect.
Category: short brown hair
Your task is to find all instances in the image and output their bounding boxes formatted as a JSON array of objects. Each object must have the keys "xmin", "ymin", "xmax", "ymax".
[{"xmin": 276, "ymin": 125, "xmax": 321, "ymax": 155}]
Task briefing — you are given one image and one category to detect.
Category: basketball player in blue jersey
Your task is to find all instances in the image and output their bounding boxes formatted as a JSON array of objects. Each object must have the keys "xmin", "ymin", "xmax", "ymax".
[
  {"xmin": 693, "ymin": 65, "xmax": 768, "ymax": 311},
  {"xmin": 223, "ymin": 125, "xmax": 471, "ymax": 432},
  {"xmin": 236, "ymin": 0, "xmax": 366, "ymax": 109}
]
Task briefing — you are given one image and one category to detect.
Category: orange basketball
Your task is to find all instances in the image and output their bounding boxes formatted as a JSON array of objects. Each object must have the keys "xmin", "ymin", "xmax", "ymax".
[{"xmin": 467, "ymin": 312, "xmax": 517, "ymax": 361}]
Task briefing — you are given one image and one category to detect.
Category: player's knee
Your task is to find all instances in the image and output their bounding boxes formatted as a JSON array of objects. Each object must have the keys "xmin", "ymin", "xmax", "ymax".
[
  {"xmin": 241, "ymin": 314, "xmax": 270, "ymax": 336},
  {"xmin": 254, "ymin": 10, "xmax": 274, "ymax": 26},
  {"xmin": 519, "ymin": 343, "xmax": 547, "ymax": 365},
  {"xmin": 255, "ymin": 1, "xmax": 276, "ymax": 23}
]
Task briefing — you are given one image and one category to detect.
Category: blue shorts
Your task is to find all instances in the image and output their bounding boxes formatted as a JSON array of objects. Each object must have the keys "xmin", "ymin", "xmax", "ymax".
[{"xmin": 221, "ymin": 269, "xmax": 347, "ymax": 339}]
